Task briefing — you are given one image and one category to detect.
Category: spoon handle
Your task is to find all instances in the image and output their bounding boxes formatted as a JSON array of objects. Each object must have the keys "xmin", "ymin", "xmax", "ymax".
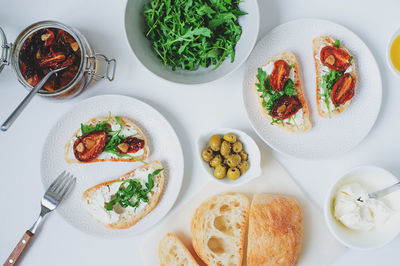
[
  {"xmin": 1, "ymin": 67, "xmax": 65, "ymax": 132},
  {"xmin": 369, "ymin": 181, "xmax": 400, "ymax": 199}
]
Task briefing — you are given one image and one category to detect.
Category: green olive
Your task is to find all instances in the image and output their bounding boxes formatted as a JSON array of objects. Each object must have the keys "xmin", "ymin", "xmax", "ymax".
[
  {"xmin": 227, "ymin": 167, "xmax": 241, "ymax": 180},
  {"xmin": 210, "ymin": 155, "xmax": 223, "ymax": 167},
  {"xmin": 239, "ymin": 151, "xmax": 248, "ymax": 161},
  {"xmin": 209, "ymin": 135, "xmax": 222, "ymax": 152},
  {"xmin": 226, "ymin": 154, "xmax": 242, "ymax": 168},
  {"xmin": 214, "ymin": 165, "xmax": 226, "ymax": 179},
  {"xmin": 223, "ymin": 133, "xmax": 237, "ymax": 143},
  {"xmin": 239, "ymin": 161, "xmax": 249, "ymax": 174},
  {"xmin": 201, "ymin": 147, "xmax": 214, "ymax": 162},
  {"xmin": 220, "ymin": 141, "xmax": 231, "ymax": 157},
  {"xmin": 232, "ymin": 141, "xmax": 243, "ymax": 153}
]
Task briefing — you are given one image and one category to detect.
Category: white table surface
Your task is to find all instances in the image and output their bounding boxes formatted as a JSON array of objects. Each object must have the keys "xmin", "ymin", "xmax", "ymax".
[{"xmin": 0, "ymin": 0, "xmax": 399, "ymax": 265}]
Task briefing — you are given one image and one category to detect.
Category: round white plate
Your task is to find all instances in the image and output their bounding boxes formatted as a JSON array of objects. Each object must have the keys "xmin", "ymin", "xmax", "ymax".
[
  {"xmin": 41, "ymin": 94, "xmax": 184, "ymax": 237},
  {"xmin": 243, "ymin": 19, "xmax": 382, "ymax": 159}
]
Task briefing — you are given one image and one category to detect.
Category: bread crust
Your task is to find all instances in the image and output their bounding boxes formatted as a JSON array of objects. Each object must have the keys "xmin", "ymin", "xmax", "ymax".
[
  {"xmin": 247, "ymin": 194, "xmax": 303, "ymax": 266},
  {"xmin": 159, "ymin": 233, "xmax": 199, "ymax": 266},
  {"xmin": 82, "ymin": 161, "xmax": 164, "ymax": 229},
  {"xmin": 64, "ymin": 116, "xmax": 149, "ymax": 163},
  {"xmin": 313, "ymin": 36, "xmax": 357, "ymax": 118},
  {"xmin": 190, "ymin": 193, "xmax": 250, "ymax": 266},
  {"xmin": 255, "ymin": 51, "xmax": 312, "ymax": 133}
]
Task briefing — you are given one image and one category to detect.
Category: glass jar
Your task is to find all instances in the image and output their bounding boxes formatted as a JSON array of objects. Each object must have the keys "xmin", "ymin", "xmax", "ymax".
[{"xmin": 0, "ymin": 21, "xmax": 116, "ymax": 98}]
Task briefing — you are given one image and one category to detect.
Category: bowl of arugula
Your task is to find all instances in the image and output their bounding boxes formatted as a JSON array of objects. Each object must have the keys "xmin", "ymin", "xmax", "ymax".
[{"xmin": 125, "ymin": 0, "xmax": 259, "ymax": 84}]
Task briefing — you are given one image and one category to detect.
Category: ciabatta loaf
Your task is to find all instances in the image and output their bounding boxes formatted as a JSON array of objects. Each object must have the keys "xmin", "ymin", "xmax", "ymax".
[
  {"xmin": 313, "ymin": 36, "xmax": 357, "ymax": 118},
  {"xmin": 255, "ymin": 51, "xmax": 311, "ymax": 133},
  {"xmin": 247, "ymin": 194, "xmax": 303, "ymax": 266},
  {"xmin": 159, "ymin": 233, "xmax": 199, "ymax": 266},
  {"xmin": 82, "ymin": 161, "xmax": 164, "ymax": 229},
  {"xmin": 64, "ymin": 116, "xmax": 149, "ymax": 163},
  {"xmin": 191, "ymin": 193, "xmax": 249, "ymax": 266}
]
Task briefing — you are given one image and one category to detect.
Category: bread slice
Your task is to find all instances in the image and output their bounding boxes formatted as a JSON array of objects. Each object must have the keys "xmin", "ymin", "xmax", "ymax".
[
  {"xmin": 159, "ymin": 233, "xmax": 199, "ymax": 266},
  {"xmin": 255, "ymin": 51, "xmax": 311, "ymax": 133},
  {"xmin": 313, "ymin": 36, "xmax": 357, "ymax": 118},
  {"xmin": 82, "ymin": 161, "xmax": 164, "ymax": 229},
  {"xmin": 247, "ymin": 194, "xmax": 303, "ymax": 266},
  {"xmin": 190, "ymin": 193, "xmax": 250, "ymax": 266},
  {"xmin": 64, "ymin": 116, "xmax": 150, "ymax": 163}
]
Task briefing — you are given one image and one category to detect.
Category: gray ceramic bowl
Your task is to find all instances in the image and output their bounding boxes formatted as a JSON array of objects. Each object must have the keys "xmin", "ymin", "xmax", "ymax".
[{"xmin": 124, "ymin": 0, "xmax": 260, "ymax": 85}]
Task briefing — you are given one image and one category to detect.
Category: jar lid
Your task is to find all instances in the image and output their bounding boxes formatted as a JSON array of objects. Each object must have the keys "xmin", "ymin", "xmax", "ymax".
[{"xmin": 0, "ymin": 27, "xmax": 8, "ymax": 74}]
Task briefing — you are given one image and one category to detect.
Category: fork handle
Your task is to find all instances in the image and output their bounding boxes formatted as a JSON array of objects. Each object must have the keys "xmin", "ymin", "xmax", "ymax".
[{"xmin": 4, "ymin": 231, "xmax": 34, "ymax": 266}]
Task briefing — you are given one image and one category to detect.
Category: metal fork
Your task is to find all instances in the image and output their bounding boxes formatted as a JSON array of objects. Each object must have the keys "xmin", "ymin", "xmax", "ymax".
[{"xmin": 4, "ymin": 171, "xmax": 76, "ymax": 266}]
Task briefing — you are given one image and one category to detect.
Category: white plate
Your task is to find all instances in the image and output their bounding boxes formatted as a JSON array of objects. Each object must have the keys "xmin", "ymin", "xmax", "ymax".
[
  {"xmin": 40, "ymin": 94, "xmax": 184, "ymax": 237},
  {"xmin": 243, "ymin": 19, "xmax": 382, "ymax": 159}
]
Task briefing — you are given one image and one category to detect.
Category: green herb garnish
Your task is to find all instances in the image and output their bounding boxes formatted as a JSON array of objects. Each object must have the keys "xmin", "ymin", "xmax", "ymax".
[
  {"xmin": 319, "ymin": 69, "xmax": 344, "ymax": 117},
  {"xmin": 105, "ymin": 168, "xmax": 164, "ymax": 211},
  {"xmin": 143, "ymin": 0, "xmax": 246, "ymax": 71},
  {"xmin": 80, "ymin": 113, "xmax": 111, "ymax": 135},
  {"xmin": 333, "ymin": 40, "xmax": 340, "ymax": 48}
]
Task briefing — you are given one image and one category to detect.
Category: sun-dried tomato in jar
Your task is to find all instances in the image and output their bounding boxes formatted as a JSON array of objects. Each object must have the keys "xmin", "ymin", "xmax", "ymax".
[{"xmin": 18, "ymin": 28, "xmax": 81, "ymax": 91}]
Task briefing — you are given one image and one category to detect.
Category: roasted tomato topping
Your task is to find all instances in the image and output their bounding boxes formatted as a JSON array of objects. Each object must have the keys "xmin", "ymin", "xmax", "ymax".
[
  {"xmin": 73, "ymin": 131, "xmax": 107, "ymax": 162},
  {"xmin": 320, "ymin": 46, "xmax": 352, "ymax": 71},
  {"xmin": 271, "ymin": 95, "xmax": 302, "ymax": 120},
  {"xmin": 116, "ymin": 137, "xmax": 145, "ymax": 154},
  {"xmin": 331, "ymin": 73, "xmax": 355, "ymax": 105},
  {"xmin": 270, "ymin": 60, "xmax": 290, "ymax": 92}
]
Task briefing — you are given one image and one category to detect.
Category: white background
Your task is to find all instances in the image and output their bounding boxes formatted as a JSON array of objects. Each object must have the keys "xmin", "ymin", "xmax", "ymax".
[{"xmin": 0, "ymin": 0, "xmax": 399, "ymax": 265}]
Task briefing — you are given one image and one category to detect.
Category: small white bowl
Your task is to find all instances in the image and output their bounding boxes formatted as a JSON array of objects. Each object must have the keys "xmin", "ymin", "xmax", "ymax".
[
  {"xmin": 124, "ymin": 0, "xmax": 259, "ymax": 84},
  {"xmin": 325, "ymin": 165, "xmax": 400, "ymax": 250},
  {"xmin": 386, "ymin": 28, "xmax": 400, "ymax": 77},
  {"xmin": 197, "ymin": 128, "xmax": 261, "ymax": 186}
]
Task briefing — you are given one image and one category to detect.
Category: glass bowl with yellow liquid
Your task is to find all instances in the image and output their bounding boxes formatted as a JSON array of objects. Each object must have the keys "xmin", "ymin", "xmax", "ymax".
[{"xmin": 387, "ymin": 29, "xmax": 400, "ymax": 77}]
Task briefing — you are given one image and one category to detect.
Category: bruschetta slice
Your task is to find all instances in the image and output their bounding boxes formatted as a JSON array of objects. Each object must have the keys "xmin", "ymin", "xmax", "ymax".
[
  {"xmin": 64, "ymin": 115, "xmax": 149, "ymax": 163},
  {"xmin": 313, "ymin": 36, "xmax": 357, "ymax": 118},
  {"xmin": 255, "ymin": 51, "xmax": 311, "ymax": 133},
  {"xmin": 82, "ymin": 161, "xmax": 164, "ymax": 229}
]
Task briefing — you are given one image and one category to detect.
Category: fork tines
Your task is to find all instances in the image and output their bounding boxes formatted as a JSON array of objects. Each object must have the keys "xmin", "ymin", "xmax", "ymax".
[{"xmin": 46, "ymin": 171, "xmax": 76, "ymax": 203}]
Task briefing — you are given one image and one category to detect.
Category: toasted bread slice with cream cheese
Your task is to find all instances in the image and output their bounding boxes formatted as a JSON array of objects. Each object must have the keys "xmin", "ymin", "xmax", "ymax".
[
  {"xmin": 255, "ymin": 51, "xmax": 311, "ymax": 133},
  {"xmin": 82, "ymin": 161, "xmax": 164, "ymax": 229},
  {"xmin": 313, "ymin": 36, "xmax": 357, "ymax": 118},
  {"xmin": 64, "ymin": 116, "xmax": 149, "ymax": 163}
]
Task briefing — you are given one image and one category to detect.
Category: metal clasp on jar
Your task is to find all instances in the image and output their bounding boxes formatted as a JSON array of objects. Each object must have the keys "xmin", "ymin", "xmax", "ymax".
[
  {"xmin": 0, "ymin": 43, "xmax": 12, "ymax": 68},
  {"xmin": 88, "ymin": 54, "xmax": 116, "ymax": 81}
]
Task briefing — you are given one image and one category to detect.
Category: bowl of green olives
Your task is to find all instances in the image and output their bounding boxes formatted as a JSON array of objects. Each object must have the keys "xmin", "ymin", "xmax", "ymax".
[{"xmin": 198, "ymin": 128, "xmax": 261, "ymax": 186}]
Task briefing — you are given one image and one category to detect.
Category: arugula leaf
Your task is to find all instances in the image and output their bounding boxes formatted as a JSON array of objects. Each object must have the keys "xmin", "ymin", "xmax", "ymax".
[
  {"xmin": 105, "ymin": 168, "xmax": 164, "ymax": 211},
  {"xmin": 143, "ymin": 0, "xmax": 246, "ymax": 71},
  {"xmin": 333, "ymin": 40, "xmax": 340, "ymax": 48},
  {"xmin": 319, "ymin": 69, "xmax": 344, "ymax": 117},
  {"xmin": 80, "ymin": 113, "xmax": 111, "ymax": 135},
  {"xmin": 196, "ymin": 4, "xmax": 215, "ymax": 16},
  {"xmin": 255, "ymin": 68, "xmax": 267, "ymax": 92},
  {"xmin": 284, "ymin": 79, "xmax": 296, "ymax": 96}
]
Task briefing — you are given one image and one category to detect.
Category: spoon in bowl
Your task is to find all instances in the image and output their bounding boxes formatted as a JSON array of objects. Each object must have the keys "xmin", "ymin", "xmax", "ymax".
[
  {"xmin": 368, "ymin": 181, "xmax": 400, "ymax": 199},
  {"xmin": 1, "ymin": 66, "xmax": 68, "ymax": 132},
  {"xmin": 357, "ymin": 181, "xmax": 400, "ymax": 202}
]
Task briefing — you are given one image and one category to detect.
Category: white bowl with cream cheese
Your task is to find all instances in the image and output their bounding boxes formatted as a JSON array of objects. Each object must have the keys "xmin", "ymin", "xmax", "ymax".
[{"xmin": 325, "ymin": 166, "xmax": 400, "ymax": 249}]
